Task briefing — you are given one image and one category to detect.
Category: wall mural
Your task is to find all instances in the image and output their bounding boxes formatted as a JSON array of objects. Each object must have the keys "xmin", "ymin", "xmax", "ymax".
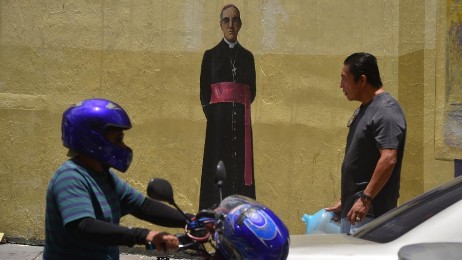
[{"xmin": 443, "ymin": 0, "xmax": 462, "ymax": 152}]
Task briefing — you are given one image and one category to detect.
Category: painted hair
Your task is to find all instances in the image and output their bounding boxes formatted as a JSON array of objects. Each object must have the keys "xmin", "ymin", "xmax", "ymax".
[{"xmin": 220, "ymin": 4, "xmax": 240, "ymax": 19}]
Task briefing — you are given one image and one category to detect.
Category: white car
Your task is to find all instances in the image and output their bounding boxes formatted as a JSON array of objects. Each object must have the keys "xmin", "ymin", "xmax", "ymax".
[{"xmin": 288, "ymin": 176, "xmax": 462, "ymax": 259}]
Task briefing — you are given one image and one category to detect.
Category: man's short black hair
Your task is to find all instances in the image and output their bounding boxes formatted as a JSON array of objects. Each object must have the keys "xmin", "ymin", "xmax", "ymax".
[{"xmin": 344, "ymin": 52, "xmax": 383, "ymax": 88}]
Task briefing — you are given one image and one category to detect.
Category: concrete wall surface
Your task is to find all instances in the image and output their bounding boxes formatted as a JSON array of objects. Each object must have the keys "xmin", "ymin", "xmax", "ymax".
[{"xmin": 0, "ymin": 0, "xmax": 455, "ymax": 241}]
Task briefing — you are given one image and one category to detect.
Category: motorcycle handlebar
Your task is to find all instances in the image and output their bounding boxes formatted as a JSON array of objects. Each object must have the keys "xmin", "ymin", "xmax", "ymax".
[{"xmin": 145, "ymin": 215, "xmax": 216, "ymax": 253}]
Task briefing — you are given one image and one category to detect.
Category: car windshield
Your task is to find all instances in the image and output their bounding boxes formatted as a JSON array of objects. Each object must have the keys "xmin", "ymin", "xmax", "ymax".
[{"xmin": 353, "ymin": 176, "xmax": 462, "ymax": 243}]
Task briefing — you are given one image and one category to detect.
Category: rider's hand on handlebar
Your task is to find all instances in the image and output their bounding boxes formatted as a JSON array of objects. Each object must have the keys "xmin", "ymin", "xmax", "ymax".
[{"xmin": 146, "ymin": 230, "xmax": 179, "ymax": 252}]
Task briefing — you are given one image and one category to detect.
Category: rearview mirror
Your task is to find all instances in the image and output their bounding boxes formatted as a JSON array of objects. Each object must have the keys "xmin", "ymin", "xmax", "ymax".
[
  {"xmin": 147, "ymin": 178, "xmax": 175, "ymax": 205},
  {"xmin": 147, "ymin": 178, "xmax": 191, "ymax": 223}
]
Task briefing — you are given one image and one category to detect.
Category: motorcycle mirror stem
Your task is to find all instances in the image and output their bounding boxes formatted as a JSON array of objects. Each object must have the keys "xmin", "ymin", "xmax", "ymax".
[
  {"xmin": 147, "ymin": 178, "xmax": 191, "ymax": 223},
  {"xmin": 215, "ymin": 160, "xmax": 226, "ymax": 202}
]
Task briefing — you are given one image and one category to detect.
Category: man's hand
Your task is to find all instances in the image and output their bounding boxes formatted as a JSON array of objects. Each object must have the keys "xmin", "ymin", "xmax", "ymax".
[
  {"xmin": 347, "ymin": 198, "xmax": 371, "ymax": 224},
  {"xmin": 146, "ymin": 231, "xmax": 179, "ymax": 252},
  {"xmin": 325, "ymin": 201, "xmax": 342, "ymax": 223}
]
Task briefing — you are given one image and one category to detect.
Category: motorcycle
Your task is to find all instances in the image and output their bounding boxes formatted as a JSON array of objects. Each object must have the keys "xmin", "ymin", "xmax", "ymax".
[{"xmin": 145, "ymin": 161, "xmax": 290, "ymax": 259}]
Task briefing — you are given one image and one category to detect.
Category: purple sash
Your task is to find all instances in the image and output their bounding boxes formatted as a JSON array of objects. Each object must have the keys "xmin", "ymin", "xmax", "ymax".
[{"xmin": 210, "ymin": 82, "xmax": 253, "ymax": 186}]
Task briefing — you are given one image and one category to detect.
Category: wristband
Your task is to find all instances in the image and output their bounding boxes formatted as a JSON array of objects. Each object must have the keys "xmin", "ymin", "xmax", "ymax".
[{"xmin": 360, "ymin": 193, "xmax": 373, "ymax": 202}]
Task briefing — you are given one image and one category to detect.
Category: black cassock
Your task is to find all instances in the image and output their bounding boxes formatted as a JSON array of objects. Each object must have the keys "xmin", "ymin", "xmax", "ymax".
[{"xmin": 199, "ymin": 40, "xmax": 256, "ymax": 210}]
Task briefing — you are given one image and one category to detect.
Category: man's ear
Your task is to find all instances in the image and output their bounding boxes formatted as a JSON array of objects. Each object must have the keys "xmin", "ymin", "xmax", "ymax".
[{"xmin": 359, "ymin": 74, "xmax": 367, "ymax": 87}]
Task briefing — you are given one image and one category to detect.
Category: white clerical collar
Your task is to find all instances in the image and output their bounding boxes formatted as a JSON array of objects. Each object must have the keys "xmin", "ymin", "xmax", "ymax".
[{"xmin": 223, "ymin": 38, "xmax": 238, "ymax": 48}]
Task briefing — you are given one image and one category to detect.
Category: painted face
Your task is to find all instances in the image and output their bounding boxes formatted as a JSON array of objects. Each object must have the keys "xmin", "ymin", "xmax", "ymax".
[
  {"xmin": 340, "ymin": 64, "xmax": 361, "ymax": 101},
  {"xmin": 220, "ymin": 6, "xmax": 241, "ymax": 42}
]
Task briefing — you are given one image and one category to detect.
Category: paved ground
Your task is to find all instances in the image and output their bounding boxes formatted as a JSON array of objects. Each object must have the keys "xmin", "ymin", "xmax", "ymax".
[{"xmin": 0, "ymin": 243, "xmax": 193, "ymax": 260}]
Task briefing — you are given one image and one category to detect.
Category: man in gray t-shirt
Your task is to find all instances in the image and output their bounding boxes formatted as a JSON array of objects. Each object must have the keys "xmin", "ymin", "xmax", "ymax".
[{"xmin": 326, "ymin": 53, "xmax": 407, "ymax": 234}]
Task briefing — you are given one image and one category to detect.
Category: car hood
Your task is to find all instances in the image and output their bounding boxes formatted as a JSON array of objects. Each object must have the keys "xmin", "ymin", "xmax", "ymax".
[
  {"xmin": 287, "ymin": 234, "xmax": 397, "ymax": 260},
  {"xmin": 290, "ymin": 233, "xmax": 373, "ymax": 248}
]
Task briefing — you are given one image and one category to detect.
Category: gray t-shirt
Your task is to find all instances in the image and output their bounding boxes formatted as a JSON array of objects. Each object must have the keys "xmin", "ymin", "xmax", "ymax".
[{"xmin": 341, "ymin": 92, "xmax": 407, "ymax": 218}]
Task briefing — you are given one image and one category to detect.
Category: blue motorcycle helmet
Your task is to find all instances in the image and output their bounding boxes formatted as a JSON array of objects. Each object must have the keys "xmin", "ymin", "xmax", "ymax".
[
  {"xmin": 215, "ymin": 195, "xmax": 290, "ymax": 260},
  {"xmin": 61, "ymin": 98, "xmax": 133, "ymax": 172}
]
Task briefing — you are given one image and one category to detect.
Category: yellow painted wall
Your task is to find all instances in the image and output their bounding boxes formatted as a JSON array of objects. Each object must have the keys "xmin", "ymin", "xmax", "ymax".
[{"xmin": 0, "ymin": 0, "xmax": 454, "ymax": 242}]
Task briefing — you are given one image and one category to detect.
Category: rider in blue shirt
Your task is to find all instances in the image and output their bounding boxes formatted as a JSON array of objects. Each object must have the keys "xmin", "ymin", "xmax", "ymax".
[{"xmin": 44, "ymin": 98, "xmax": 187, "ymax": 260}]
